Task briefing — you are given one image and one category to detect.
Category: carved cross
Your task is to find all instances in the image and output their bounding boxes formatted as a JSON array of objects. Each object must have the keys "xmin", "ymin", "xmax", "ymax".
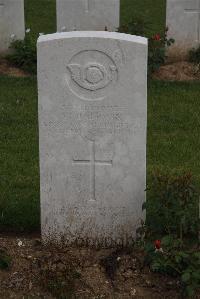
[
  {"xmin": 73, "ymin": 140, "xmax": 112, "ymax": 201},
  {"xmin": 85, "ymin": 0, "xmax": 90, "ymax": 13},
  {"xmin": 184, "ymin": 0, "xmax": 200, "ymax": 41},
  {"xmin": 0, "ymin": 1, "xmax": 4, "ymax": 16}
]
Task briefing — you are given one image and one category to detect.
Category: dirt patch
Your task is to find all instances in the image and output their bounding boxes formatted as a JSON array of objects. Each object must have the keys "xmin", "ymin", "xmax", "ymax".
[
  {"xmin": 0, "ymin": 58, "xmax": 29, "ymax": 77},
  {"xmin": 153, "ymin": 61, "xmax": 200, "ymax": 82},
  {"xmin": 0, "ymin": 235, "xmax": 199, "ymax": 299}
]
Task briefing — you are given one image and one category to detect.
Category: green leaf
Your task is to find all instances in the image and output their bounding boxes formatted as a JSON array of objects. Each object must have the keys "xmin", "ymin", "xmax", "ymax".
[
  {"xmin": 175, "ymin": 255, "xmax": 181, "ymax": 263},
  {"xmin": 194, "ymin": 252, "xmax": 200, "ymax": 260},
  {"xmin": 0, "ymin": 250, "xmax": 11, "ymax": 270},
  {"xmin": 191, "ymin": 271, "xmax": 200, "ymax": 280},
  {"xmin": 161, "ymin": 235, "xmax": 173, "ymax": 247},
  {"xmin": 179, "ymin": 251, "xmax": 189, "ymax": 259},
  {"xmin": 151, "ymin": 261, "xmax": 161, "ymax": 271},
  {"xmin": 181, "ymin": 272, "xmax": 191, "ymax": 283},
  {"xmin": 144, "ymin": 242, "xmax": 154, "ymax": 253},
  {"xmin": 186, "ymin": 285, "xmax": 195, "ymax": 297}
]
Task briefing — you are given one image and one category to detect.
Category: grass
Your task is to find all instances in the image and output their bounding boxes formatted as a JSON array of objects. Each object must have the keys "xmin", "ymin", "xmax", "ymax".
[
  {"xmin": 121, "ymin": 0, "xmax": 166, "ymax": 36},
  {"xmin": 0, "ymin": 77, "xmax": 39, "ymax": 231},
  {"xmin": 0, "ymin": 0, "xmax": 200, "ymax": 231},
  {"xmin": 24, "ymin": 0, "xmax": 56, "ymax": 37},
  {"xmin": 148, "ymin": 81, "xmax": 200, "ymax": 182}
]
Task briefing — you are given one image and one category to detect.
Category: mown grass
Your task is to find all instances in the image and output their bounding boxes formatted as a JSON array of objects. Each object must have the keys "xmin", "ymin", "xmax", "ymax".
[
  {"xmin": 24, "ymin": 0, "xmax": 56, "ymax": 37},
  {"xmin": 121, "ymin": 0, "xmax": 166, "ymax": 36},
  {"xmin": 0, "ymin": 0, "xmax": 200, "ymax": 231},
  {"xmin": 0, "ymin": 77, "xmax": 39, "ymax": 231},
  {"xmin": 148, "ymin": 81, "xmax": 200, "ymax": 182}
]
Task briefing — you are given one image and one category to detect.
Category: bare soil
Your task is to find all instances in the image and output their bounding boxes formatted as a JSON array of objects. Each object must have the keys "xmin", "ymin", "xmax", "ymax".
[
  {"xmin": 0, "ymin": 58, "xmax": 29, "ymax": 77},
  {"xmin": 153, "ymin": 61, "xmax": 200, "ymax": 82},
  {"xmin": 0, "ymin": 235, "xmax": 199, "ymax": 299}
]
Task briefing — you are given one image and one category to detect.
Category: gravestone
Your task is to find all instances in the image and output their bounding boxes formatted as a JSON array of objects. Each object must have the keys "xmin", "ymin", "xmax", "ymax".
[
  {"xmin": 37, "ymin": 31, "xmax": 147, "ymax": 247},
  {"xmin": 0, "ymin": 0, "xmax": 25, "ymax": 52},
  {"xmin": 166, "ymin": 0, "xmax": 200, "ymax": 59},
  {"xmin": 56, "ymin": 0, "xmax": 120, "ymax": 32}
]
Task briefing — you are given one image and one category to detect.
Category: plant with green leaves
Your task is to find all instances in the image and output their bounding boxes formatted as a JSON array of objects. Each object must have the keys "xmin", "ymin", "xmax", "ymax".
[
  {"xmin": 0, "ymin": 249, "xmax": 12, "ymax": 270},
  {"xmin": 6, "ymin": 29, "xmax": 37, "ymax": 74},
  {"xmin": 144, "ymin": 172, "xmax": 199, "ymax": 242},
  {"xmin": 145, "ymin": 236, "xmax": 200, "ymax": 297},
  {"xmin": 142, "ymin": 172, "xmax": 200, "ymax": 297},
  {"xmin": 148, "ymin": 28, "xmax": 174, "ymax": 75},
  {"xmin": 118, "ymin": 19, "xmax": 174, "ymax": 75}
]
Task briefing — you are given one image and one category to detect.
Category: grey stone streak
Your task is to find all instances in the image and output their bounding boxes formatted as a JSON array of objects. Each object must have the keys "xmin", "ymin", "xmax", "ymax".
[
  {"xmin": 166, "ymin": 0, "xmax": 200, "ymax": 60},
  {"xmin": 37, "ymin": 31, "xmax": 147, "ymax": 247},
  {"xmin": 56, "ymin": 0, "xmax": 120, "ymax": 32},
  {"xmin": 0, "ymin": 0, "xmax": 25, "ymax": 52}
]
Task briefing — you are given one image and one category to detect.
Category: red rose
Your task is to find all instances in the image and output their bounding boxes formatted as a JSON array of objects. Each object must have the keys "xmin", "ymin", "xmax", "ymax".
[
  {"xmin": 152, "ymin": 34, "xmax": 161, "ymax": 41},
  {"xmin": 154, "ymin": 239, "xmax": 161, "ymax": 249}
]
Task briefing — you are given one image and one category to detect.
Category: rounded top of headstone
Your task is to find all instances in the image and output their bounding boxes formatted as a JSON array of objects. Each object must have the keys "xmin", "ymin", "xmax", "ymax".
[{"xmin": 37, "ymin": 31, "xmax": 148, "ymax": 46}]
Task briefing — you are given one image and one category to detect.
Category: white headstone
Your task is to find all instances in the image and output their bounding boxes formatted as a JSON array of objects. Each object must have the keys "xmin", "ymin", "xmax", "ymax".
[
  {"xmin": 56, "ymin": 0, "xmax": 120, "ymax": 32},
  {"xmin": 37, "ymin": 31, "xmax": 147, "ymax": 247},
  {"xmin": 0, "ymin": 0, "xmax": 25, "ymax": 52},
  {"xmin": 166, "ymin": 0, "xmax": 200, "ymax": 59}
]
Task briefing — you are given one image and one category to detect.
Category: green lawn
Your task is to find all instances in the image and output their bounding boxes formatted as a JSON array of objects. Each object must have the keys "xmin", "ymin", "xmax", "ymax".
[
  {"xmin": 148, "ymin": 81, "xmax": 200, "ymax": 181},
  {"xmin": 0, "ymin": 0, "xmax": 200, "ymax": 231},
  {"xmin": 121, "ymin": 0, "xmax": 166, "ymax": 35},
  {"xmin": 24, "ymin": 0, "xmax": 56, "ymax": 37},
  {"xmin": 0, "ymin": 77, "xmax": 39, "ymax": 231}
]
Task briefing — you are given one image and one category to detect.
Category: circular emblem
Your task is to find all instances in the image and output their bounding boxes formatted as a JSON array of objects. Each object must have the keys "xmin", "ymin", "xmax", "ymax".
[{"xmin": 66, "ymin": 50, "xmax": 118, "ymax": 100}]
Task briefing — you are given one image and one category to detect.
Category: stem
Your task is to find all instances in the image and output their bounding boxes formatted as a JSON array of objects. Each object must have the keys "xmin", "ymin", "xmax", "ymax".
[
  {"xmin": 180, "ymin": 221, "xmax": 183, "ymax": 248},
  {"xmin": 199, "ymin": 196, "xmax": 200, "ymax": 242}
]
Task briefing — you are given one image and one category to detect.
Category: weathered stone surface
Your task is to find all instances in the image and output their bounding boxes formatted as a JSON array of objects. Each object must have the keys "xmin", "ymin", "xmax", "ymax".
[
  {"xmin": 0, "ymin": 0, "xmax": 25, "ymax": 52},
  {"xmin": 56, "ymin": 0, "xmax": 120, "ymax": 32},
  {"xmin": 166, "ymin": 0, "xmax": 200, "ymax": 60},
  {"xmin": 37, "ymin": 31, "xmax": 147, "ymax": 247}
]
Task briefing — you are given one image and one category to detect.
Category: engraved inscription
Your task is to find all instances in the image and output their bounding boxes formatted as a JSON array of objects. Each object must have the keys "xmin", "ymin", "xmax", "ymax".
[
  {"xmin": 184, "ymin": 1, "xmax": 200, "ymax": 41},
  {"xmin": 45, "ymin": 104, "xmax": 133, "ymax": 141},
  {"xmin": 70, "ymin": 105, "xmax": 131, "ymax": 140},
  {"xmin": 66, "ymin": 50, "xmax": 120, "ymax": 101},
  {"xmin": 66, "ymin": 105, "xmax": 131, "ymax": 141},
  {"xmin": 73, "ymin": 140, "xmax": 113, "ymax": 201}
]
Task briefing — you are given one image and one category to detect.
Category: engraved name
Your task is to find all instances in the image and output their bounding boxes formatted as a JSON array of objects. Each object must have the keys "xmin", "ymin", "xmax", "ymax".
[{"xmin": 45, "ymin": 104, "xmax": 143, "ymax": 137}]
